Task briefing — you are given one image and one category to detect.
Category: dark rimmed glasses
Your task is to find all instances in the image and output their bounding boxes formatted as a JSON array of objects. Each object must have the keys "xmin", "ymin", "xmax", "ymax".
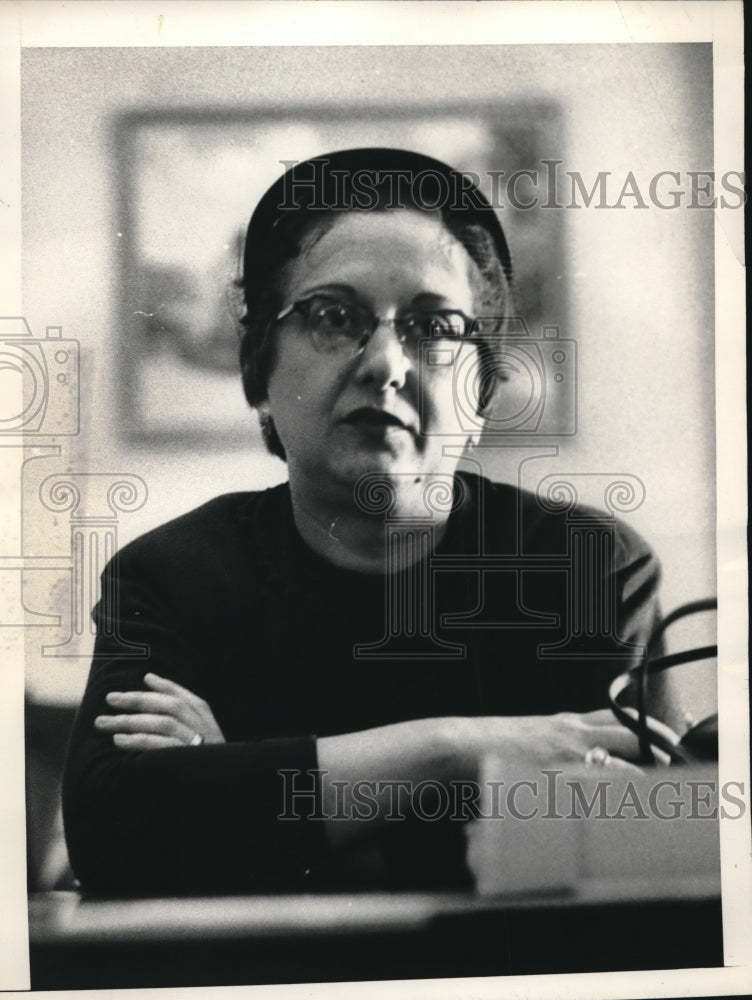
[{"xmin": 274, "ymin": 294, "xmax": 478, "ymax": 359}]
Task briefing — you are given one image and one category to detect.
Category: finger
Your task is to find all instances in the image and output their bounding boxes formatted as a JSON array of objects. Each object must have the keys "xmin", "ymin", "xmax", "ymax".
[
  {"xmin": 104, "ymin": 691, "xmax": 202, "ymax": 733},
  {"xmin": 557, "ymin": 710, "xmax": 641, "ymax": 760},
  {"xmin": 577, "ymin": 725, "xmax": 641, "ymax": 762},
  {"xmin": 113, "ymin": 733, "xmax": 182, "ymax": 750},
  {"xmin": 95, "ymin": 713, "xmax": 193, "ymax": 741},
  {"xmin": 106, "ymin": 691, "xmax": 184, "ymax": 716},
  {"xmin": 144, "ymin": 673, "xmax": 204, "ymax": 707},
  {"xmin": 604, "ymin": 756, "xmax": 646, "ymax": 777},
  {"xmin": 575, "ymin": 708, "xmax": 622, "ymax": 727}
]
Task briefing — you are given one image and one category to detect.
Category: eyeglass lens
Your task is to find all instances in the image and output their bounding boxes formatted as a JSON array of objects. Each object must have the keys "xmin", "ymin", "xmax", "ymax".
[{"xmin": 300, "ymin": 296, "xmax": 469, "ymax": 355}]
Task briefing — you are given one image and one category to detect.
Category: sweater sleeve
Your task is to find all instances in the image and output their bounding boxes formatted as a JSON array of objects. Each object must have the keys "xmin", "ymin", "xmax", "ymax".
[
  {"xmin": 510, "ymin": 479, "xmax": 666, "ymax": 715},
  {"xmin": 556, "ymin": 516, "xmax": 665, "ymax": 710},
  {"xmin": 614, "ymin": 520, "xmax": 664, "ymax": 655},
  {"xmin": 62, "ymin": 533, "xmax": 331, "ymax": 895}
]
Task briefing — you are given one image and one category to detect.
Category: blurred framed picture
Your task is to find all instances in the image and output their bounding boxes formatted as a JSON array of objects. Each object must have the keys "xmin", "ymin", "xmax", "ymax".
[{"xmin": 117, "ymin": 105, "xmax": 565, "ymax": 444}]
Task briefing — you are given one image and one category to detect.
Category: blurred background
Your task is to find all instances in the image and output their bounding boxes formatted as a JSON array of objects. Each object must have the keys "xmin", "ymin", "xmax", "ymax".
[{"xmin": 18, "ymin": 44, "xmax": 717, "ymax": 886}]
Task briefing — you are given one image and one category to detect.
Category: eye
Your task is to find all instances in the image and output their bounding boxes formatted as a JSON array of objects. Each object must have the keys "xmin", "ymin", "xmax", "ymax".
[
  {"xmin": 403, "ymin": 311, "xmax": 467, "ymax": 340},
  {"xmin": 307, "ymin": 297, "xmax": 363, "ymax": 340}
]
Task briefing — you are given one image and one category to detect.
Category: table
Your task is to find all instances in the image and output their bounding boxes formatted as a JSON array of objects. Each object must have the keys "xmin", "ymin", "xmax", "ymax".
[{"xmin": 29, "ymin": 878, "xmax": 723, "ymax": 989}]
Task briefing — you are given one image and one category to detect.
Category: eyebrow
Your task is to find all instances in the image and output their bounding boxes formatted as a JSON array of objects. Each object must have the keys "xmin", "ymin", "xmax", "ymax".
[
  {"xmin": 299, "ymin": 283, "xmax": 360, "ymax": 301},
  {"xmin": 298, "ymin": 284, "xmax": 461, "ymax": 310}
]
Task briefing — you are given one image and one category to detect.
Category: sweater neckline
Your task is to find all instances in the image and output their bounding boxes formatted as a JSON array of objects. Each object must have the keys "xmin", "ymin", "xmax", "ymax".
[{"xmin": 249, "ymin": 471, "xmax": 482, "ymax": 588}]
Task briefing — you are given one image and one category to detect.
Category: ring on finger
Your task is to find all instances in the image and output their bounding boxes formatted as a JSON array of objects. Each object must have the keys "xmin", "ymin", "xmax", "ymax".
[
  {"xmin": 584, "ymin": 746, "xmax": 610, "ymax": 767},
  {"xmin": 189, "ymin": 733, "xmax": 205, "ymax": 746}
]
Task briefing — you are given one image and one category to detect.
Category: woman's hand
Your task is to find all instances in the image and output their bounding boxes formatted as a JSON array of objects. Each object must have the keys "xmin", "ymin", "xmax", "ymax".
[
  {"xmin": 317, "ymin": 708, "xmax": 641, "ymax": 849},
  {"xmin": 95, "ymin": 673, "xmax": 225, "ymax": 749},
  {"xmin": 446, "ymin": 708, "xmax": 642, "ymax": 781}
]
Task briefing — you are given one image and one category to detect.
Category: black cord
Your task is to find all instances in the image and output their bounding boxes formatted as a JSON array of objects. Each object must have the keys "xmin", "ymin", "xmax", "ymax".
[{"xmin": 611, "ymin": 598, "xmax": 717, "ymax": 764}]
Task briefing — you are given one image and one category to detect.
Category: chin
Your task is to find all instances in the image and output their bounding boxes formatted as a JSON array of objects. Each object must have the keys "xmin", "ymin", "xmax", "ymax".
[{"xmin": 330, "ymin": 449, "xmax": 425, "ymax": 488}]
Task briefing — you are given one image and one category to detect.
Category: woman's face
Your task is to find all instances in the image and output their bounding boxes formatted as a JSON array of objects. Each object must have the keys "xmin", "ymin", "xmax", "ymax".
[{"xmin": 265, "ymin": 210, "xmax": 481, "ymax": 494}]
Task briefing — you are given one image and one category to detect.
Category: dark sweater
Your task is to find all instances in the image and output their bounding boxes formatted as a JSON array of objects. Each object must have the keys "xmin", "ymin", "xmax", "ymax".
[{"xmin": 62, "ymin": 473, "xmax": 662, "ymax": 894}]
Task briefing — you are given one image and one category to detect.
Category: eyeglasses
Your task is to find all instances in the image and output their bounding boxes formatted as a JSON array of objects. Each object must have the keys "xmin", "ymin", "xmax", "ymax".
[{"xmin": 274, "ymin": 294, "xmax": 477, "ymax": 358}]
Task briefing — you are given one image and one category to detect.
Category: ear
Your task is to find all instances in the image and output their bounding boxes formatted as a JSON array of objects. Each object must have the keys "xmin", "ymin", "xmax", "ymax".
[
  {"xmin": 256, "ymin": 406, "xmax": 287, "ymax": 461},
  {"xmin": 255, "ymin": 399, "xmax": 273, "ymax": 439},
  {"xmin": 257, "ymin": 403, "xmax": 274, "ymax": 438}
]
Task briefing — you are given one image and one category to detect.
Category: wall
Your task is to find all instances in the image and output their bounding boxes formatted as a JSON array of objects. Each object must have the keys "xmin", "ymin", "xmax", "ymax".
[{"xmin": 20, "ymin": 44, "xmax": 716, "ymax": 700}]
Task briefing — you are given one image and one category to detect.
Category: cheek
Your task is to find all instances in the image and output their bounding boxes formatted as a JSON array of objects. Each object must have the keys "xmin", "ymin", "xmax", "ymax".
[
  {"xmin": 266, "ymin": 331, "xmax": 311, "ymax": 395},
  {"xmin": 266, "ymin": 342, "xmax": 337, "ymax": 432},
  {"xmin": 267, "ymin": 351, "xmax": 302, "ymax": 400},
  {"xmin": 423, "ymin": 345, "xmax": 483, "ymax": 431}
]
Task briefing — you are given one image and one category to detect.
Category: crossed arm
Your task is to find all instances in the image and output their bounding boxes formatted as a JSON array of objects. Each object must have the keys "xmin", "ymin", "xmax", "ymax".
[
  {"xmin": 64, "ymin": 506, "xmax": 660, "ymax": 892},
  {"xmin": 94, "ymin": 674, "xmax": 641, "ymax": 853}
]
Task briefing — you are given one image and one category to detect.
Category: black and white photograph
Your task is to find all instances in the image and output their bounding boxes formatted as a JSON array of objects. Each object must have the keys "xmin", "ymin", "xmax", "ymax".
[{"xmin": 1, "ymin": 2, "xmax": 749, "ymax": 997}]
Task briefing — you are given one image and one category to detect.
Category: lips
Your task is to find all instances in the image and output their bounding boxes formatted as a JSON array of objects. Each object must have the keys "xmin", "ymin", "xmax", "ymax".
[{"xmin": 342, "ymin": 407, "xmax": 414, "ymax": 434}]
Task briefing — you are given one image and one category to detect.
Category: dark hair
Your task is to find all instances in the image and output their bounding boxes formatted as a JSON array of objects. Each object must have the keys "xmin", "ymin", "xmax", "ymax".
[{"xmin": 238, "ymin": 148, "xmax": 513, "ymax": 459}]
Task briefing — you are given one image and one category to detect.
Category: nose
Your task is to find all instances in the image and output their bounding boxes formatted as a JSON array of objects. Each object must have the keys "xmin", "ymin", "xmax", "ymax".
[{"xmin": 354, "ymin": 319, "xmax": 412, "ymax": 392}]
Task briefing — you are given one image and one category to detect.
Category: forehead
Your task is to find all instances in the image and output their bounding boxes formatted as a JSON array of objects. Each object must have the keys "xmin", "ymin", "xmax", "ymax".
[{"xmin": 281, "ymin": 210, "xmax": 475, "ymax": 305}]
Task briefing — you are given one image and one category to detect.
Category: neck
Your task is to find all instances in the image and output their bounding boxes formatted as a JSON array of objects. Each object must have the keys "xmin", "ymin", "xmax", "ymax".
[{"xmin": 287, "ymin": 469, "xmax": 454, "ymax": 573}]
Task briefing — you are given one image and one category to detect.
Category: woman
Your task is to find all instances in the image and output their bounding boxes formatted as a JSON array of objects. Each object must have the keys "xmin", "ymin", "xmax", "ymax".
[{"xmin": 63, "ymin": 149, "xmax": 661, "ymax": 893}]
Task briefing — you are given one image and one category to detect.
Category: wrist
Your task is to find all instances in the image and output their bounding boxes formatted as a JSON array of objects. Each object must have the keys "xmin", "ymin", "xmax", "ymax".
[{"xmin": 432, "ymin": 717, "xmax": 480, "ymax": 784}]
